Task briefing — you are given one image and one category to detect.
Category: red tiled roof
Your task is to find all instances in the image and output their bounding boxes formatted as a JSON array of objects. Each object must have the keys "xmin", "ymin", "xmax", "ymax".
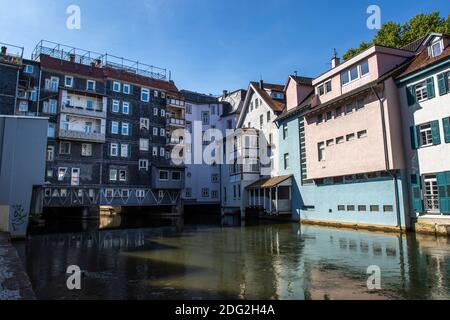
[
  {"xmin": 250, "ymin": 82, "xmax": 285, "ymax": 112},
  {"xmin": 398, "ymin": 36, "xmax": 450, "ymax": 78},
  {"xmin": 39, "ymin": 54, "xmax": 179, "ymax": 93}
]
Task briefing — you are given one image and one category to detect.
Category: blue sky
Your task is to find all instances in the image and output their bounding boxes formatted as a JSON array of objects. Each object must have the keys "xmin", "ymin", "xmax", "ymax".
[{"xmin": 0, "ymin": 0, "xmax": 448, "ymax": 94}]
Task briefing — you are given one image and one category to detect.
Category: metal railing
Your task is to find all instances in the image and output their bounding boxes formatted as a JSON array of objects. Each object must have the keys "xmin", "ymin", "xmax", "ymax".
[
  {"xmin": 167, "ymin": 118, "xmax": 185, "ymax": 126},
  {"xmin": 424, "ymin": 195, "xmax": 440, "ymax": 212},
  {"xmin": 32, "ymin": 40, "xmax": 168, "ymax": 80}
]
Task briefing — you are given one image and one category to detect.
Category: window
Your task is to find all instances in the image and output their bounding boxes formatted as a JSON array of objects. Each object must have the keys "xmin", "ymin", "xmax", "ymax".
[
  {"xmin": 172, "ymin": 172, "xmax": 181, "ymax": 180},
  {"xmin": 121, "ymin": 123, "xmax": 130, "ymax": 136},
  {"xmin": 318, "ymin": 142, "xmax": 325, "ymax": 161},
  {"xmin": 86, "ymin": 100, "xmax": 94, "ymax": 110},
  {"xmin": 105, "ymin": 189, "xmax": 114, "ymax": 197},
  {"xmin": 346, "ymin": 133, "xmax": 356, "ymax": 141},
  {"xmin": 58, "ymin": 167, "xmax": 67, "ymax": 181},
  {"xmin": 139, "ymin": 139, "xmax": 149, "ymax": 151},
  {"xmin": 120, "ymin": 144, "xmax": 129, "ymax": 157},
  {"xmin": 140, "ymin": 118, "xmax": 149, "ymax": 130},
  {"xmin": 415, "ymin": 81, "xmax": 428, "ymax": 102},
  {"xmin": 160, "ymin": 128, "xmax": 165, "ymax": 136},
  {"xmin": 161, "ymin": 109, "xmax": 165, "ymax": 117},
  {"xmin": 109, "ymin": 169, "xmax": 118, "ymax": 181},
  {"xmin": 46, "ymin": 169, "xmax": 53, "ymax": 178},
  {"xmin": 119, "ymin": 170, "xmax": 127, "ymax": 181},
  {"xmin": 141, "ymin": 88, "xmax": 150, "ymax": 102},
  {"xmin": 154, "ymin": 108, "xmax": 158, "ymax": 116},
  {"xmin": 338, "ymin": 205, "xmax": 346, "ymax": 211},
  {"xmin": 81, "ymin": 144, "xmax": 92, "ymax": 157},
  {"xmin": 383, "ymin": 205, "xmax": 394, "ymax": 212},
  {"xmin": 284, "ymin": 153, "xmax": 290, "ymax": 170},
  {"xmin": 341, "ymin": 60, "xmax": 369, "ymax": 85},
  {"xmin": 111, "ymin": 121, "xmax": 119, "ymax": 134},
  {"xmin": 212, "ymin": 190, "xmax": 218, "ymax": 199},
  {"xmin": 202, "ymin": 112, "xmax": 210, "ymax": 125},
  {"xmin": 211, "ymin": 104, "xmax": 217, "ymax": 115},
  {"xmin": 110, "ymin": 143, "xmax": 118, "ymax": 156},
  {"xmin": 358, "ymin": 205, "xmax": 367, "ymax": 212},
  {"xmin": 370, "ymin": 205, "xmax": 380, "ymax": 212},
  {"xmin": 318, "ymin": 80, "xmax": 332, "ymax": 95},
  {"xmin": 139, "ymin": 159, "xmax": 148, "ymax": 170},
  {"xmin": 19, "ymin": 101, "xmax": 28, "ymax": 112},
  {"xmin": 202, "ymin": 188, "xmax": 209, "ymax": 198},
  {"xmin": 60, "ymin": 142, "xmax": 71, "ymax": 155},
  {"xmin": 136, "ymin": 190, "xmax": 145, "ymax": 198},
  {"xmin": 49, "ymin": 77, "xmax": 59, "ymax": 91},
  {"xmin": 317, "ymin": 114, "xmax": 324, "ymax": 124},
  {"xmin": 152, "ymin": 147, "xmax": 158, "ymax": 156},
  {"xmin": 419, "ymin": 123, "xmax": 433, "ymax": 147},
  {"xmin": 87, "ymin": 80, "xmax": 96, "ymax": 91},
  {"xmin": 211, "ymin": 174, "xmax": 219, "ymax": 183},
  {"xmin": 430, "ymin": 40, "xmax": 443, "ymax": 57},
  {"xmin": 160, "ymin": 147, "xmax": 165, "ymax": 157},
  {"xmin": 113, "ymin": 81, "xmax": 121, "ymax": 92},
  {"xmin": 153, "ymin": 127, "xmax": 158, "ymax": 136},
  {"xmin": 186, "ymin": 104, "xmax": 192, "ymax": 114},
  {"xmin": 46, "ymin": 146, "xmax": 55, "ymax": 161},
  {"xmin": 326, "ymin": 139, "xmax": 334, "ymax": 147},
  {"xmin": 71, "ymin": 168, "xmax": 80, "ymax": 186},
  {"xmin": 227, "ymin": 119, "xmax": 233, "ymax": 129},
  {"xmin": 159, "ymin": 170, "xmax": 169, "ymax": 180},
  {"xmin": 112, "ymin": 100, "xmax": 120, "ymax": 113},
  {"xmin": 326, "ymin": 111, "xmax": 333, "ymax": 121},
  {"xmin": 356, "ymin": 99, "xmax": 365, "ymax": 110},
  {"xmin": 44, "ymin": 100, "xmax": 57, "ymax": 114},
  {"xmin": 336, "ymin": 136, "xmax": 344, "ymax": 144},
  {"xmin": 345, "ymin": 104, "xmax": 353, "ymax": 114},
  {"xmin": 357, "ymin": 130, "xmax": 368, "ymax": 139},
  {"xmin": 24, "ymin": 65, "xmax": 33, "ymax": 73},
  {"xmin": 259, "ymin": 115, "xmax": 264, "ymax": 129},
  {"xmin": 283, "ymin": 124, "xmax": 288, "ymax": 139},
  {"xmin": 347, "ymin": 205, "xmax": 355, "ymax": 211},
  {"xmin": 123, "ymin": 84, "xmax": 131, "ymax": 94},
  {"xmin": 65, "ymin": 76, "xmax": 73, "ymax": 87},
  {"xmin": 122, "ymin": 102, "xmax": 130, "ymax": 115}
]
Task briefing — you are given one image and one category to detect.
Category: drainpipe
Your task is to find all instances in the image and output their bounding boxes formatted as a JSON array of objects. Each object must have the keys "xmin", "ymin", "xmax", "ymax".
[
  {"xmin": 14, "ymin": 68, "xmax": 20, "ymax": 115},
  {"xmin": 371, "ymin": 85, "xmax": 403, "ymax": 230}
]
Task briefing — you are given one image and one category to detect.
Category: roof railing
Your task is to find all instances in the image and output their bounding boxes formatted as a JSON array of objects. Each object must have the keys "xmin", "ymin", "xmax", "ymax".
[
  {"xmin": 0, "ymin": 42, "xmax": 24, "ymax": 66},
  {"xmin": 32, "ymin": 40, "xmax": 168, "ymax": 80}
]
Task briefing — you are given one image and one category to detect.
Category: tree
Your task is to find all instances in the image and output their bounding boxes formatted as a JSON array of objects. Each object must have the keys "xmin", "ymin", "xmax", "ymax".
[{"xmin": 342, "ymin": 12, "xmax": 450, "ymax": 61}]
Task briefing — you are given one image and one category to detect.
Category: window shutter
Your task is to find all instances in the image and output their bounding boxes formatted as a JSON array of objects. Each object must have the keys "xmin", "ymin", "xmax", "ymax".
[
  {"xmin": 411, "ymin": 174, "xmax": 423, "ymax": 213},
  {"xmin": 406, "ymin": 85, "xmax": 416, "ymax": 106},
  {"xmin": 437, "ymin": 172, "xmax": 450, "ymax": 215},
  {"xmin": 431, "ymin": 120, "xmax": 441, "ymax": 145},
  {"xmin": 107, "ymin": 144, "xmax": 110, "ymax": 157},
  {"xmin": 443, "ymin": 117, "xmax": 450, "ymax": 143},
  {"xmin": 437, "ymin": 72, "xmax": 448, "ymax": 96},
  {"xmin": 426, "ymin": 77, "xmax": 435, "ymax": 99},
  {"xmin": 410, "ymin": 126, "xmax": 419, "ymax": 149},
  {"xmin": 128, "ymin": 145, "xmax": 131, "ymax": 157}
]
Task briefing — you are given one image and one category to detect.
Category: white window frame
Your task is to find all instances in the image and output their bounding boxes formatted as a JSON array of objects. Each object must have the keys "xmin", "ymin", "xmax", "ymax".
[
  {"xmin": 159, "ymin": 170, "xmax": 169, "ymax": 181},
  {"xmin": 415, "ymin": 81, "xmax": 428, "ymax": 102},
  {"xmin": 140, "ymin": 118, "xmax": 149, "ymax": 130},
  {"xmin": 111, "ymin": 121, "xmax": 119, "ymax": 134},
  {"xmin": 121, "ymin": 123, "xmax": 130, "ymax": 136},
  {"xmin": 141, "ymin": 88, "xmax": 150, "ymax": 102},
  {"xmin": 152, "ymin": 147, "xmax": 158, "ymax": 156},
  {"xmin": 113, "ymin": 81, "xmax": 121, "ymax": 92},
  {"xmin": 120, "ymin": 144, "xmax": 129, "ymax": 158},
  {"xmin": 123, "ymin": 84, "xmax": 131, "ymax": 94},
  {"xmin": 318, "ymin": 142, "xmax": 325, "ymax": 161},
  {"xmin": 160, "ymin": 128, "xmax": 165, "ymax": 137},
  {"xmin": 139, "ymin": 159, "xmax": 149, "ymax": 170},
  {"xmin": 58, "ymin": 167, "xmax": 68, "ymax": 181},
  {"xmin": 110, "ymin": 143, "xmax": 119, "ymax": 157},
  {"xmin": 81, "ymin": 143, "xmax": 92, "ymax": 157},
  {"xmin": 65, "ymin": 76, "xmax": 73, "ymax": 87},
  {"xmin": 153, "ymin": 127, "xmax": 158, "ymax": 136},
  {"xmin": 71, "ymin": 168, "xmax": 80, "ymax": 186},
  {"xmin": 119, "ymin": 170, "xmax": 127, "ymax": 182},
  {"xmin": 140, "ymin": 139, "xmax": 149, "ymax": 151},
  {"xmin": 154, "ymin": 108, "xmax": 159, "ymax": 116},
  {"xmin": 46, "ymin": 145, "xmax": 55, "ymax": 161},
  {"xmin": 59, "ymin": 141, "xmax": 71, "ymax": 155},
  {"xmin": 160, "ymin": 147, "xmax": 165, "ymax": 157},
  {"xmin": 24, "ymin": 65, "xmax": 33, "ymax": 74},
  {"xmin": 122, "ymin": 102, "xmax": 130, "ymax": 115},
  {"xmin": 109, "ymin": 169, "xmax": 118, "ymax": 181},
  {"xmin": 87, "ymin": 80, "xmax": 96, "ymax": 91},
  {"xmin": 112, "ymin": 100, "xmax": 120, "ymax": 113},
  {"xmin": 430, "ymin": 40, "xmax": 443, "ymax": 58},
  {"xmin": 419, "ymin": 123, "xmax": 433, "ymax": 147}
]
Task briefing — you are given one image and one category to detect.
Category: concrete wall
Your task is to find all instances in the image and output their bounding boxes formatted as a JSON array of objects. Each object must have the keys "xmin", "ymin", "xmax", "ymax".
[{"xmin": 0, "ymin": 116, "xmax": 48, "ymax": 237}]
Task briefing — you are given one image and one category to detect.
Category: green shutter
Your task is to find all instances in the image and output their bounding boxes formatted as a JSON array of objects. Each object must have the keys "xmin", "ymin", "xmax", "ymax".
[
  {"xmin": 410, "ymin": 126, "xmax": 419, "ymax": 149},
  {"xmin": 431, "ymin": 120, "xmax": 441, "ymax": 145},
  {"xmin": 445, "ymin": 172, "xmax": 450, "ymax": 215},
  {"xmin": 437, "ymin": 172, "xmax": 450, "ymax": 215},
  {"xmin": 406, "ymin": 85, "xmax": 416, "ymax": 106},
  {"xmin": 411, "ymin": 174, "xmax": 423, "ymax": 212},
  {"xmin": 437, "ymin": 72, "xmax": 448, "ymax": 96},
  {"xmin": 426, "ymin": 77, "xmax": 435, "ymax": 99},
  {"xmin": 443, "ymin": 117, "xmax": 450, "ymax": 143}
]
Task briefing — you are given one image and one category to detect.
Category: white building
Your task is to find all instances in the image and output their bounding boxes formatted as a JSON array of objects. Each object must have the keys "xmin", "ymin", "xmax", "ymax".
[
  {"xmin": 396, "ymin": 33, "xmax": 450, "ymax": 217},
  {"xmin": 221, "ymin": 81, "xmax": 286, "ymax": 217}
]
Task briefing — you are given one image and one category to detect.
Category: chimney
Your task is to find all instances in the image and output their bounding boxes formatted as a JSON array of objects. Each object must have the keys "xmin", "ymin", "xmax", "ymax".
[
  {"xmin": 69, "ymin": 53, "xmax": 76, "ymax": 62},
  {"xmin": 331, "ymin": 49, "xmax": 340, "ymax": 68},
  {"xmin": 259, "ymin": 79, "xmax": 264, "ymax": 90},
  {"xmin": 223, "ymin": 90, "xmax": 228, "ymax": 97},
  {"xmin": 95, "ymin": 59, "xmax": 102, "ymax": 68},
  {"xmin": 1, "ymin": 46, "xmax": 7, "ymax": 55}
]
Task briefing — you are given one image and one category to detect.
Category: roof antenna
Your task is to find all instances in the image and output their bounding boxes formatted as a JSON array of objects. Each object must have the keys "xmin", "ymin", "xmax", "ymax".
[
  {"xmin": 294, "ymin": 70, "xmax": 298, "ymax": 77},
  {"xmin": 333, "ymin": 48, "xmax": 338, "ymax": 59}
]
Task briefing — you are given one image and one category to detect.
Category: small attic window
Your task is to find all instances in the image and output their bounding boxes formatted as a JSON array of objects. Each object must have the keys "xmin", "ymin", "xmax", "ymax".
[{"xmin": 429, "ymin": 39, "xmax": 443, "ymax": 58}]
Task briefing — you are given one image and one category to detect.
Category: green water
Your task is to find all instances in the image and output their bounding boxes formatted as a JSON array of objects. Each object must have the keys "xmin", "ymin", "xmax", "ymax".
[{"xmin": 14, "ymin": 215, "xmax": 450, "ymax": 300}]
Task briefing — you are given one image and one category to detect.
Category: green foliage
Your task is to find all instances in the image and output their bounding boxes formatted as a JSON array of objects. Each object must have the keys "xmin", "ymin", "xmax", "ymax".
[{"xmin": 343, "ymin": 12, "xmax": 450, "ymax": 61}]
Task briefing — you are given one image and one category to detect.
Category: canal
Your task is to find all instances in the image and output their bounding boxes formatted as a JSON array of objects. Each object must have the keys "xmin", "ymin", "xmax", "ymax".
[{"xmin": 13, "ymin": 214, "xmax": 450, "ymax": 300}]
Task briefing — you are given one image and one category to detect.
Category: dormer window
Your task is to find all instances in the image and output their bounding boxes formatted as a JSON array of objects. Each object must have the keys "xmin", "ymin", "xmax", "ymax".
[
  {"xmin": 318, "ymin": 80, "xmax": 332, "ymax": 96},
  {"xmin": 429, "ymin": 39, "xmax": 443, "ymax": 58},
  {"xmin": 341, "ymin": 59, "xmax": 369, "ymax": 86}
]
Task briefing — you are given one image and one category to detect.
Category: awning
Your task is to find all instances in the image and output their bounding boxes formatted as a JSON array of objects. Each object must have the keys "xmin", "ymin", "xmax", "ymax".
[{"xmin": 246, "ymin": 175, "xmax": 292, "ymax": 189}]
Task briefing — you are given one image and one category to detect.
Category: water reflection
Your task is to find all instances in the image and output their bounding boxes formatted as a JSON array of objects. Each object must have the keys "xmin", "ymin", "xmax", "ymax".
[{"xmin": 14, "ymin": 215, "xmax": 450, "ymax": 300}]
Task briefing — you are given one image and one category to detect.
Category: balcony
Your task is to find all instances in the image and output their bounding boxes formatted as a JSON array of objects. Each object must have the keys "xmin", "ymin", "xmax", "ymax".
[
  {"xmin": 166, "ymin": 117, "xmax": 185, "ymax": 128},
  {"xmin": 58, "ymin": 122, "xmax": 105, "ymax": 143},
  {"xmin": 166, "ymin": 98, "xmax": 185, "ymax": 109},
  {"xmin": 61, "ymin": 101, "xmax": 106, "ymax": 118},
  {"xmin": 167, "ymin": 137, "xmax": 184, "ymax": 146}
]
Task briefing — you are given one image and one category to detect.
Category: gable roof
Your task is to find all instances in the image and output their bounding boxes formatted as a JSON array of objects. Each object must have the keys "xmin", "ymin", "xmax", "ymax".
[{"xmin": 249, "ymin": 81, "xmax": 285, "ymax": 112}]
